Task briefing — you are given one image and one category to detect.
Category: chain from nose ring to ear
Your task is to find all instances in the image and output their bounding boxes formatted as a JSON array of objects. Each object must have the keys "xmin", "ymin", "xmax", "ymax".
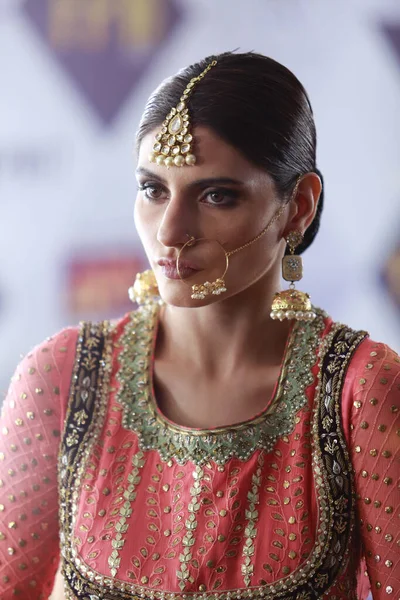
[
  {"xmin": 226, "ymin": 177, "xmax": 300, "ymax": 258},
  {"xmin": 226, "ymin": 204, "xmax": 286, "ymax": 258}
]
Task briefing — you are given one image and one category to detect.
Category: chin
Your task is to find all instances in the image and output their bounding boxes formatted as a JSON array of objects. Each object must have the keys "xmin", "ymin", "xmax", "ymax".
[{"xmin": 158, "ymin": 291, "xmax": 210, "ymax": 308}]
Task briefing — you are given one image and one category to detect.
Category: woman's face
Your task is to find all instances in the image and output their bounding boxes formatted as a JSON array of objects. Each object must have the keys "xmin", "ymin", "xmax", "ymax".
[{"xmin": 134, "ymin": 126, "xmax": 287, "ymax": 307}]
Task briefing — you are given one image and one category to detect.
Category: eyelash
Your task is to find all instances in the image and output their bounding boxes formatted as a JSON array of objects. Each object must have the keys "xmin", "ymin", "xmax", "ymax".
[{"xmin": 138, "ymin": 183, "xmax": 238, "ymax": 208}]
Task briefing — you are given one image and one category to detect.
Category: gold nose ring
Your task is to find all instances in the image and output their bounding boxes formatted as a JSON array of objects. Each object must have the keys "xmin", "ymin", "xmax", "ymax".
[
  {"xmin": 177, "ymin": 237, "xmax": 229, "ymax": 300},
  {"xmin": 185, "ymin": 234, "xmax": 195, "ymax": 247}
]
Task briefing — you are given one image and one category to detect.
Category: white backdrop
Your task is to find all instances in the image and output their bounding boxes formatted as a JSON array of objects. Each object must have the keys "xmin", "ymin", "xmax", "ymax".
[{"xmin": 1, "ymin": 0, "xmax": 400, "ymax": 401}]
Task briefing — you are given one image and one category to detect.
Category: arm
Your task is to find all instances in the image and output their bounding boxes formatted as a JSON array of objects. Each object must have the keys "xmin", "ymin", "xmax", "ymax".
[
  {"xmin": 0, "ymin": 327, "xmax": 78, "ymax": 599},
  {"xmin": 349, "ymin": 341, "xmax": 400, "ymax": 597}
]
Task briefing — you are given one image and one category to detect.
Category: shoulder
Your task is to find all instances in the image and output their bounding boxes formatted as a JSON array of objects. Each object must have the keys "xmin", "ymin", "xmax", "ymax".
[
  {"xmin": 338, "ymin": 332, "xmax": 400, "ymax": 442},
  {"xmin": 319, "ymin": 313, "xmax": 399, "ymax": 388},
  {"xmin": 17, "ymin": 310, "xmax": 137, "ymax": 383},
  {"xmin": 349, "ymin": 337, "xmax": 400, "ymax": 411},
  {"xmin": 2, "ymin": 312, "xmax": 133, "ymax": 429},
  {"xmin": 3, "ymin": 326, "xmax": 81, "ymax": 423},
  {"xmin": 23, "ymin": 311, "xmax": 134, "ymax": 378},
  {"xmin": 19, "ymin": 325, "xmax": 81, "ymax": 380},
  {"xmin": 317, "ymin": 314, "xmax": 399, "ymax": 419},
  {"xmin": 346, "ymin": 335, "xmax": 400, "ymax": 394}
]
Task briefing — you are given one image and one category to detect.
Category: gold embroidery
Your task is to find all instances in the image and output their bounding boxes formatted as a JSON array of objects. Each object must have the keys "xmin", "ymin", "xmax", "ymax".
[
  {"xmin": 177, "ymin": 465, "xmax": 203, "ymax": 591},
  {"xmin": 108, "ymin": 451, "xmax": 145, "ymax": 577},
  {"xmin": 241, "ymin": 453, "xmax": 264, "ymax": 586},
  {"xmin": 116, "ymin": 303, "xmax": 326, "ymax": 465}
]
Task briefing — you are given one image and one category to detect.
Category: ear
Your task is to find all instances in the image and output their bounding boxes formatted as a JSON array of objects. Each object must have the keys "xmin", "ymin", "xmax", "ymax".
[{"xmin": 283, "ymin": 172, "xmax": 322, "ymax": 239}]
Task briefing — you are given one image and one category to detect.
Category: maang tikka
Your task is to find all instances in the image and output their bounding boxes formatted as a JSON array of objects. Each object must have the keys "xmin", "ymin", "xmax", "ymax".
[
  {"xmin": 270, "ymin": 230, "xmax": 316, "ymax": 321},
  {"xmin": 149, "ymin": 60, "xmax": 217, "ymax": 168}
]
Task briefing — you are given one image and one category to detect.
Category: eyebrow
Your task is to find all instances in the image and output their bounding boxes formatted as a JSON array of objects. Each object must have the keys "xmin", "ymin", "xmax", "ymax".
[{"xmin": 135, "ymin": 167, "xmax": 244, "ymax": 187}]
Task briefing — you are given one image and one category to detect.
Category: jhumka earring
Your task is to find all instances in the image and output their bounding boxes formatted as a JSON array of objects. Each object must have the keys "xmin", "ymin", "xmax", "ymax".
[
  {"xmin": 270, "ymin": 230, "xmax": 316, "ymax": 321},
  {"xmin": 128, "ymin": 270, "xmax": 160, "ymax": 306},
  {"xmin": 177, "ymin": 237, "xmax": 229, "ymax": 300},
  {"xmin": 148, "ymin": 60, "xmax": 217, "ymax": 168}
]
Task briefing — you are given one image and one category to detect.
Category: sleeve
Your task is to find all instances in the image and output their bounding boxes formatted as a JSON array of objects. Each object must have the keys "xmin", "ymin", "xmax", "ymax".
[
  {"xmin": 349, "ymin": 340, "xmax": 400, "ymax": 598},
  {"xmin": 0, "ymin": 327, "xmax": 79, "ymax": 599}
]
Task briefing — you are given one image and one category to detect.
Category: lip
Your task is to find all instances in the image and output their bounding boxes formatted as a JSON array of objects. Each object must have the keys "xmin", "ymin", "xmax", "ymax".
[{"xmin": 157, "ymin": 258, "xmax": 201, "ymax": 280}]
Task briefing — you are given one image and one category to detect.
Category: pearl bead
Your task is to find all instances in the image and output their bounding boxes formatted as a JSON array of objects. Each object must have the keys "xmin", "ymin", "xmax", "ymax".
[
  {"xmin": 156, "ymin": 155, "xmax": 165, "ymax": 166},
  {"xmin": 164, "ymin": 156, "xmax": 174, "ymax": 168},
  {"xmin": 174, "ymin": 154, "xmax": 185, "ymax": 167},
  {"xmin": 286, "ymin": 310, "xmax": 295, "ymax": 319},
  {"xmin": 297, "ymin": 311, "xmax": 304, "ymax": 319},
  {"xmin": 276, "ymin": 311, "xmax": 283, "ymax": 320},
  {"xmin": 185, "ymin": 153, "xmax": 196, "ymax": 165},
  {"xmin": 148, "ymin": 152, "xmax": 156, "ymax": 162}
]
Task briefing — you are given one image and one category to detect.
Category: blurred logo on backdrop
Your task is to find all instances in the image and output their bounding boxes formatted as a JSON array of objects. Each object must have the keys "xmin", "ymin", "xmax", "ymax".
[
  {"xmin": 22, "ymin": 0, "xmax": 182, "ymax": 124},
  {"xmin": 65, "ymin": 251, "xmax": 148, "ymax": 320}
]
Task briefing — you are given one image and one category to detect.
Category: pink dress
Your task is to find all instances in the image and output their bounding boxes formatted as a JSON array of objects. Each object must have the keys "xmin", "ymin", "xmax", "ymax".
[{"xmin": 0, "ymin": 303, "xmax": 399, "ymax": 599}]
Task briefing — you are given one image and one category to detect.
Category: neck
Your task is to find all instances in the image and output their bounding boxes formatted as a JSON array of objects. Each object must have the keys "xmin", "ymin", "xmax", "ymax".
[{"xmin": 157, "ymin": 276, "xmax": 291, "ymax": 376}]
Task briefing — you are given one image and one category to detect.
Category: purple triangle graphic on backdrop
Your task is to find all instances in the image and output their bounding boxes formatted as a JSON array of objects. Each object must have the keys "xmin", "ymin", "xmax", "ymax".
[
  {"xmin": 22, "ymin": 0, "xmax": 183, "ymax": 125},
  {"xmin": 383, "ymin": 23, "xmax": 400, "ymax": 66}
]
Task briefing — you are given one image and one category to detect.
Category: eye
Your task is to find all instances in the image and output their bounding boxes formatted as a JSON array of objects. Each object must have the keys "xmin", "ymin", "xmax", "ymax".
[
  {"xmin": 208, "ymin": 191, "xmax": 226, "ymax": 203},
  {"xmin": 203, "ymin": 188, "xmax": 239, "ymax": 207},
  {"xmin": 138, "ymin": 183, "xmax": 166, "ymax": 201}
]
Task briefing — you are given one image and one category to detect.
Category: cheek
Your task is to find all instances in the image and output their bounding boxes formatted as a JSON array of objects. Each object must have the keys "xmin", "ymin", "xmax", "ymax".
[
  {"xmin": 134, "ymin": 196, "xmax": 155, "ymax": 246},
  {"xmin": 134, "ymin": 199, "xmax": 157, "ymax": 267},
  {"xmin": 222, "ymin": 212, "xmax": 269, "ymax": 255},
  {"xmin": 224, "ymin": 220, "xmax": 281, "ymax": 284},
  {"xmin": 133, "ymin": 196, "xmax": 143, "ymax": 234}
]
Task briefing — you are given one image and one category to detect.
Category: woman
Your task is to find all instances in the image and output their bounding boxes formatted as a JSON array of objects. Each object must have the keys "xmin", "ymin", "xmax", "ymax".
[{"xmin": 0, "ymin": 51, "xmax": 398, "ymax": 600}]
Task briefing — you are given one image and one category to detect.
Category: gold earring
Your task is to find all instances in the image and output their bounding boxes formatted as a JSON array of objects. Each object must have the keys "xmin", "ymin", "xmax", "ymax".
[
  {"xmin": 270, "ymin": 231, "xmax": 316, "ymax": 321},
  {"xmin": 128, "ymin": 270, "xmax": 160, "ymax": 306},
  {"xmin": 149, "ymin": 60, "xmax": 217, "ymax": 168}
]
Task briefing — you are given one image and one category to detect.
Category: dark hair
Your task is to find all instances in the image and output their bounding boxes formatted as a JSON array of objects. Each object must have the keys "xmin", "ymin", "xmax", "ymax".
[{"xmin": 137, "ymin": 51, "xmax": 324, "ymax": 254}]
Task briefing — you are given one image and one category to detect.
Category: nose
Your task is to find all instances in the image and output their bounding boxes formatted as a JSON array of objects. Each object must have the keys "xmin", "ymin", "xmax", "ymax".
[{"xmin": 157, "ymin": 196, "xmax": 195, "ymax": 249}]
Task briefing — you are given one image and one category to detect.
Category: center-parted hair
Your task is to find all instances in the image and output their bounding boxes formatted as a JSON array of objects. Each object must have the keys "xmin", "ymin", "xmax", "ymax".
[{"xmin": 137, "ymin": 51, "xmax": 324, "ymax": 255}]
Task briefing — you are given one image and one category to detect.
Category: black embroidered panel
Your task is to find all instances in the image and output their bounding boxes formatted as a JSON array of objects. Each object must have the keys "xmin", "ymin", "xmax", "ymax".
[
  {"xmin": 303, "ymin": 325, "xmax": 368, "ymax": 598},
  {"xmin": 58, "ymin": 320, "xmax": 113, "ymax": 600}
]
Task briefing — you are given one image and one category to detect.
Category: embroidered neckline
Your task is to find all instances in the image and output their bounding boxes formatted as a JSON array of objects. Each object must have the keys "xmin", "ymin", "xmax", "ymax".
[
  {"xmin": 116, "ymin": 303, "xmax": 326, "ymax": 465},
  {"xmin": 148, "ymin": 305, "xmax": 296, "ymax": 433}
]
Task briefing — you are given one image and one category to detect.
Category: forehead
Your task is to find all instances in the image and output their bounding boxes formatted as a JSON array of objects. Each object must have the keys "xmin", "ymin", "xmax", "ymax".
[{"xmin": 137, "ymin": 126, "xmax": 273, "ymax": 187}]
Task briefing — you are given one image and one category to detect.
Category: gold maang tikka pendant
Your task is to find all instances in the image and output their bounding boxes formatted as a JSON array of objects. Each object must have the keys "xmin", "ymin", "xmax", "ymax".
[{"xmin": 149, "ymin": 60, "xmax": 217, "ymax": 168}]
